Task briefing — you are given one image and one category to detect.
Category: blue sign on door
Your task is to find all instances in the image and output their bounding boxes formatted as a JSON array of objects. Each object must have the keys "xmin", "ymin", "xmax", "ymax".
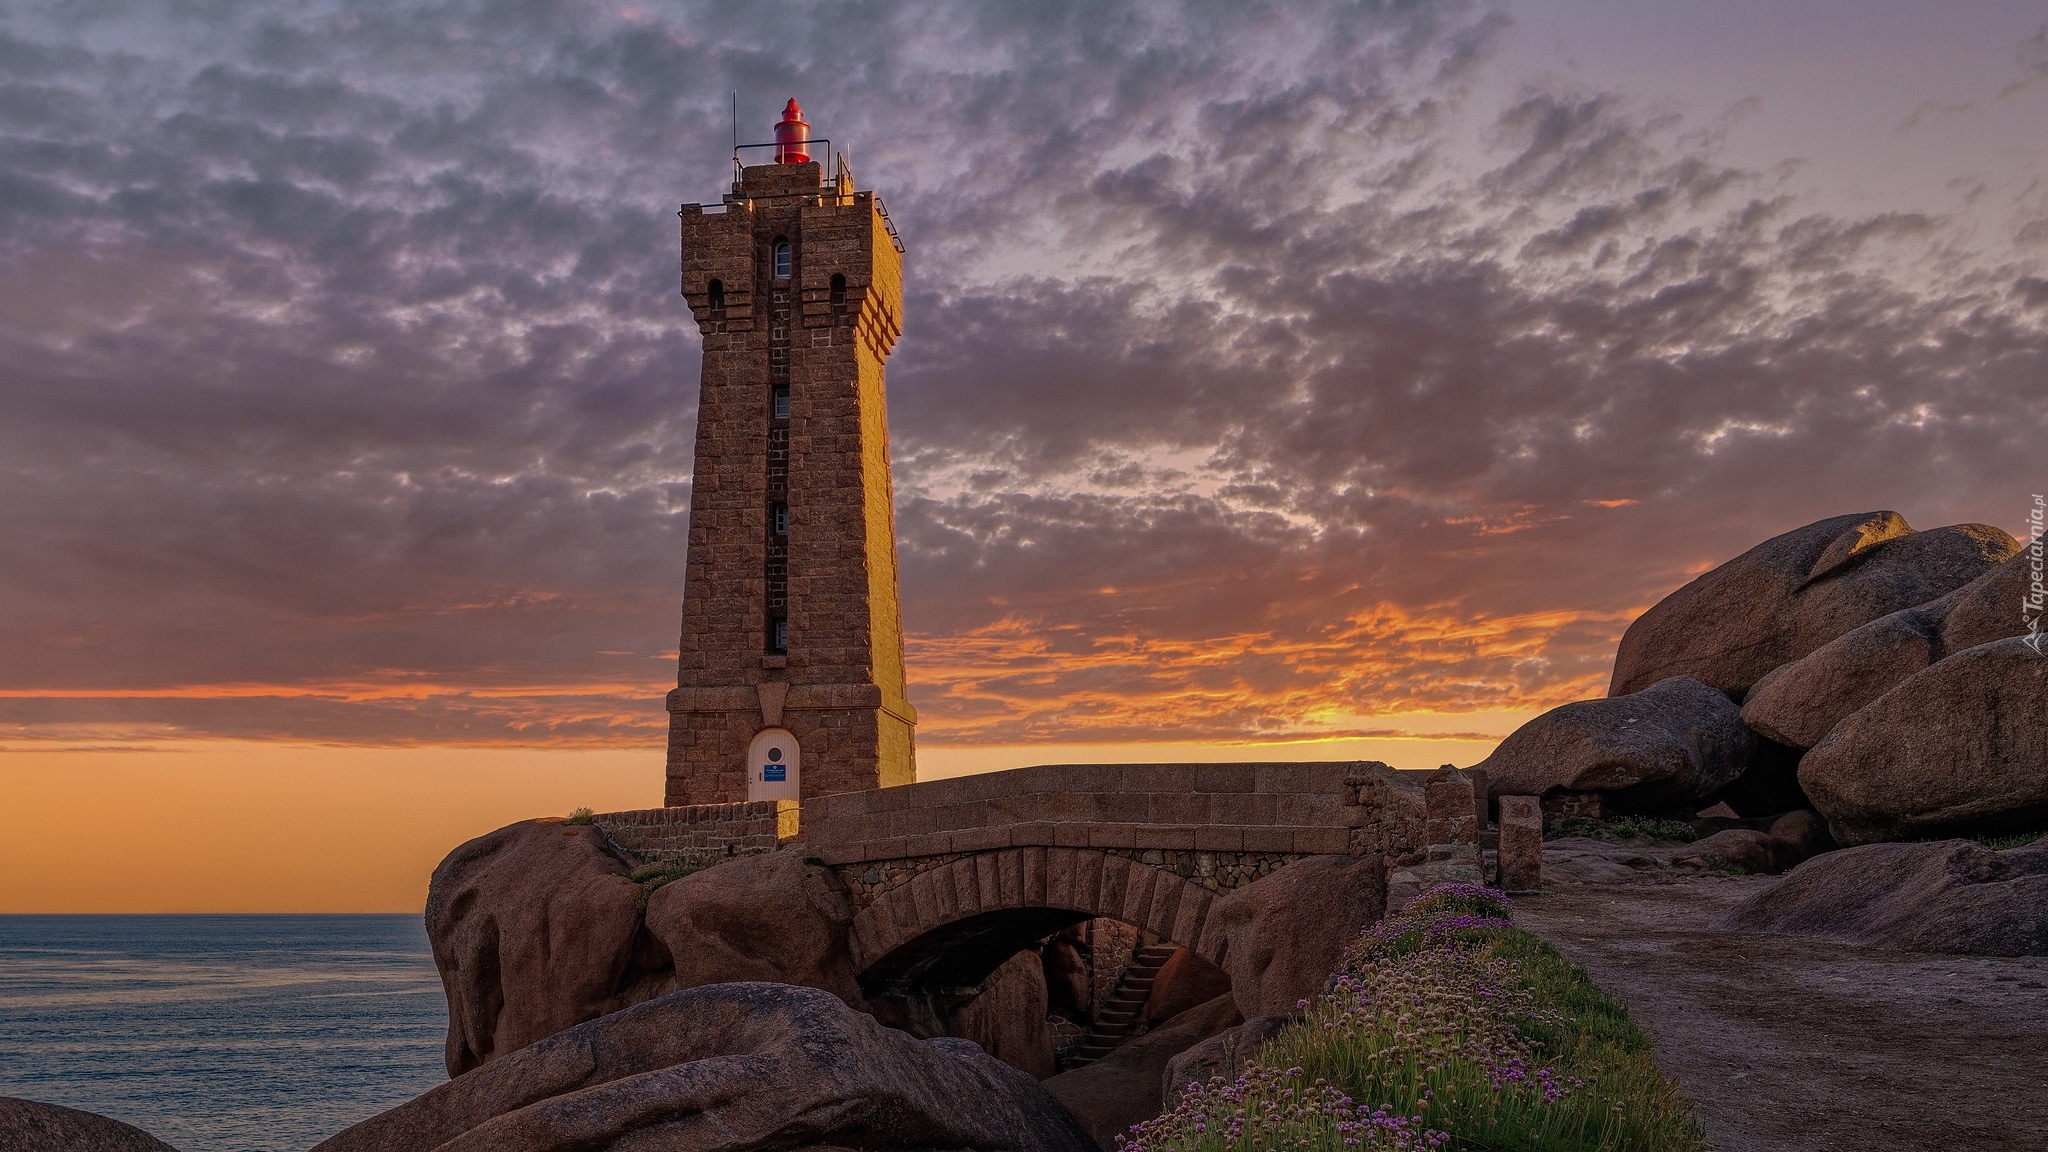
[{"xmin": 763, "ymin": 764, "xmax": 787, "ymax": 782}]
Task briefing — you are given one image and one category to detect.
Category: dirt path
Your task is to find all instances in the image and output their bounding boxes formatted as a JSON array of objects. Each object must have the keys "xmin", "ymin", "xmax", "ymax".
[{"xmin": 1509, "ymin": 869, "xmax": 2048, "ymax": 1152}]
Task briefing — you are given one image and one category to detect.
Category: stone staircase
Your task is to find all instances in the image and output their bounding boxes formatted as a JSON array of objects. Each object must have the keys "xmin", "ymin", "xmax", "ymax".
[{"xmin": 1062, "ymin": 943, "xmax": 1179, "ymax": 1068}]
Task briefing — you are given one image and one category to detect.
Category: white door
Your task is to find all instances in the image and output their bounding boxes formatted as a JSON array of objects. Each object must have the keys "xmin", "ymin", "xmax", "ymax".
[{"xmin": 747, "ymin": 727, "xmax": 800, "ymax": 802}]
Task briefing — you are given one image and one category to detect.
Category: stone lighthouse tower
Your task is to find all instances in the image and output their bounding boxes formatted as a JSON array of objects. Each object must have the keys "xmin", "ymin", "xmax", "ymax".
[{"xmin": 666, "ymin": 99, "xmax": 914, "ymax": 805}]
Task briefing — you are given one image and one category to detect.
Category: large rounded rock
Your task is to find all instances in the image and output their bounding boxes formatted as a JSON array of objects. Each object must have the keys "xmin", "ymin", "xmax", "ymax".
[
  {"xmin": 1610, "ymin": 513, "xmax": 2015, "ymax": 698},
  {"xmin": 1160, "ymin": 1014, "xmax": 1289, "ymax": 1105},
  {"xmin": 1799, "ymin": 637, "xmax": 2048, "ymax": 845},
  {"xmin": 0, "ymin": 1098, "xmax": 179, "ymax": 1152},
  {"xmin": 1474, "ymin": 676, "xmax": 1750, "ymax": 813},
  {"xmin": 426, "ymin": 820, "xmax": 654, "ymax": 1075},
  {"xmin": 1214, "ymin": 855, "xmax": 1382, "ymax": 1019},
  {"xmin": 1042, "ymin": 925, "xmax": 1091, "ymax": 1021},
  {"xmin": 642, "ymin": 848, "xmax": 866, "ymax": 1008},
  {"xmin": 1041, "ymin": 994, "xmax": 1243, "ymax": 1151},
  {"xmin": 312, "ymin": 983, "xmax": 1095, "ymax": 1152},
  {"xmin": 1711, "ymin": 840, "xmax": 2048, "ymax": 955},
  {"xmin": 945, "ymin": 949, "xmax": 1056, "ymax": 1081},
  {"xmin": 1742, "ymin": 549, "xmax": 2039, "ymax": 749},
  {"xmin": 1140, "ymin": 947, "xmax": 1232, "ymax": 1029}
]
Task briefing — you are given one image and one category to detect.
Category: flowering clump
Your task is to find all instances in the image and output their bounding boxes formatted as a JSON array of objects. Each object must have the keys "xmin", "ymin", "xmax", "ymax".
[{"xmin": 1118, "ymin": 883, "xmax": 1707, "ymax": 1152}]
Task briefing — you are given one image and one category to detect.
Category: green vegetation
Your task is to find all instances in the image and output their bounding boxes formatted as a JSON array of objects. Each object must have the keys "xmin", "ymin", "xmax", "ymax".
[
  {"xmin": 1126, "ymin": 885, "xmax": 1709, "ymax": 1152},
  {"xmin": 1547, "ymin": 816, "xmax": 1697, "ymax": 844},
  {"xmin": 565, "ymin": 806, "xmax": 595, "ymax": 825},
  {"xmin": 1975, "ymin": 830, "xmax": 2046, "ymax": 850},
  {"xmin": 628, "ymin": 859, "xmax": 698, "ymax": 911}
]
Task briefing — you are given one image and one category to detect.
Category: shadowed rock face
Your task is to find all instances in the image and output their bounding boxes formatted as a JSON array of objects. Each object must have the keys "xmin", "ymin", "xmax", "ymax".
[
  {"xmin": 1609, "ymin": 513, "xmax": 2016, "ymax": 700},
  {"xmin": 1161, "ymin": 1015, "xmax": 1290, "ymax": 1107},
  {"xmin": 428, "ymin": 830, "xmax": 893, "ymax": 1078},
  {"xmin": 312, "ymin": 983, "xmax": 1096, "ymax": 1152},
  {"xmin": 1742, "ymin": 548, "xmax": 2040, "ymax": 750},
  {"xmin": 641, "ymin": 848, "xmax": 866, "ymax": 1008},
  {"xmin": 1142, "ymin": 948, "xmax": 1232, "ymax": 1029},
  {"xmin": 1474, "ymin": 675, "xmax": 1751, "ymax": 814},
  {"xmin": 425, "ymin": 820, "xmax": 656, "ymax": 1075},
  {"xmin": 1712, "ymin": 840, "xmax": 2048, "ymax": 955},
  {"xmin": 1214, "ymin": 854, "xmax": 1383, "ymax": 1020},
  {"xmin": 1797, "ymin": 637, "xmax": 2048, "ymax": 846},
  {"xmin": 944, "ymin": 950, "xmax": 1057, "ymax": 1081},
  {"xmin": 0, "ymin": 1098, "xmax": 179, "ymax": 1152},
  {"xmin": 1042, "ymin": 994, "xmax": 1244, "ymax": 1151}
]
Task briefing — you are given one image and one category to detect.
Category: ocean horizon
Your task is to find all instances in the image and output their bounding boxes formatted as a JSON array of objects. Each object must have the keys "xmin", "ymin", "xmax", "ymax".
[{"xmin": 0, "ymin": 914, "xmax": 447, "ymax": 1152}]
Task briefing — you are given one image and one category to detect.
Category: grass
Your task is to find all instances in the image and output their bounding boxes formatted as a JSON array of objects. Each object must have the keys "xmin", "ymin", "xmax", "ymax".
[
  {"xmin": 565, "ymin": 806, "xmax": 595, "ymax": 825},
  {"xmin": 627, "ymin": 859, "xmax": 699, "ymax": 911},
  {"xmin": 1975, "ymin": 831, "xmax": 2046, "ymax": 851},
  {"xmin": 1546, "ymin": 816, "xmax": 1697, "ymax": 844},
  {"xmin": 1125, "ymin": 885, "xmax": 1709, "ymax": 1152}
]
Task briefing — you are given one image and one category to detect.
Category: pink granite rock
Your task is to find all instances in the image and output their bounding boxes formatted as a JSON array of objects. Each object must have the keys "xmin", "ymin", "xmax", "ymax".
[
  {"xmin": 426, "ymin": 820, "xmax": 653, "ymax": 1075},
  {"xmin": 314, "ymin": 983, "xmax": 1096, "ymax": 1152},
  {"xmin": 1215, "ymin": 855, "xmax": 1383, "ymax": 1019},
  {"xmin": 1610, "ymin": 514, "xmax": 2015, "ymax": 698},
  {"xmin": 0, "ymin": 1098, "xmax": 179, "ymax": 1152}
]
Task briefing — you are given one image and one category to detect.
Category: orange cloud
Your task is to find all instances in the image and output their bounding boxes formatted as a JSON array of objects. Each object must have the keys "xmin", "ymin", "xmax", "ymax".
[{"xmin": 905, "ymin": 601, "xmax": 1625, "ymax": 746}]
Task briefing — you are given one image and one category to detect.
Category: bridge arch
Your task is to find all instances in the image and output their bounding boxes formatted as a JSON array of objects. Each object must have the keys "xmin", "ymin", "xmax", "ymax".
[{"xmin": 849, "ymin": 846, "xmax": 1230, "ymax": 997}]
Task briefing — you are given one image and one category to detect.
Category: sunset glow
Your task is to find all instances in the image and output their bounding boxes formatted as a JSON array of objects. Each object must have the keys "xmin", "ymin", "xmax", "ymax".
[{"xmin": 3, "ymin": 0, "xmax": 2043, "ymax": 911}]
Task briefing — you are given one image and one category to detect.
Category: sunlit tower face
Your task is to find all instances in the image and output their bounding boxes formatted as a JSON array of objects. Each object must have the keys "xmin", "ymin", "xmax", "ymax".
[{"xmin": 667, "ymin": 101, "xmax": 914, "ymax": 805}]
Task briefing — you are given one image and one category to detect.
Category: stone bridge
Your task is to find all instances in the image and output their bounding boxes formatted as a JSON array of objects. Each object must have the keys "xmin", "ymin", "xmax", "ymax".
[{"xmin": 798, "ymin": 762, "xmax": 1476, "ymax": 997}]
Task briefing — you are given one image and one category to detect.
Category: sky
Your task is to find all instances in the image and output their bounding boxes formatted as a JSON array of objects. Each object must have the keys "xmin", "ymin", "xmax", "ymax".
[{"xmin": 1, "ymin": 0, "xmax": 2044, "ymax": 910}]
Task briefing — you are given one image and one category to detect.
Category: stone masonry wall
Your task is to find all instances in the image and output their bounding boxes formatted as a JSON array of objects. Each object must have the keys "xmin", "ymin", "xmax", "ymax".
[
  {"xmin": 800, "ymin": 762, "xmax": 1369, "ymax": 867},
  {"xmin": 591, "ymin": 801, "xmax": 796, "ymax": 869},
  {"xmin": 798, "ymin": 760, "xmax": 1489, "ymax": 869},
  {"xmin": 667, "ymin": 159, "xmax": 913, "ymax": 806}
]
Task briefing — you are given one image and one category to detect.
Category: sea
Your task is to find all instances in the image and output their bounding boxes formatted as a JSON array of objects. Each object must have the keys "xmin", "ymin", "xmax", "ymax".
[{"xmin": 0, "ymin": 916, "xmax": 447, "ymax": 1152}]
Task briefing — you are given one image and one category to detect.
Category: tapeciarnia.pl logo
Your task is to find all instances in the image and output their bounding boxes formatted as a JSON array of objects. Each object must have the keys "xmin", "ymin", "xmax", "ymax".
[{"xmin": 2025, "ymin": 494, "xmax": 2045, "ymax": 656}]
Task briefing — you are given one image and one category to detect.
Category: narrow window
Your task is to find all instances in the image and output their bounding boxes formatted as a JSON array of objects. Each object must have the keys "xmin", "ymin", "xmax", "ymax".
[
  {"xmin": 706, "ymin": 278, "xmax": 724, "ymax": 310},
  {"xmin": 770, "ymin": 617, "xmax": 789, "ymax": 653},
  {"xmin": 772, "ymin": 239, "xmax": 791, "ymax": 280},
  {"xmin": 829, "ymin": 273, "xmax": 846, "ymax": 306},
  {"xmin": 772, "ymin": 502, "xmax": 790, "ymax": 535},
  {"xmin": 772, "ymin": 386, "xmax": 791, "ymax": 419}
]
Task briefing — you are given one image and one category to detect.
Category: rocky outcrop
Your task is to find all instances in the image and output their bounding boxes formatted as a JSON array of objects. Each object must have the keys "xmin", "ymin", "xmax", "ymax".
[
  {"xmin": 1742, "ymin": 549, "xmax": 2039, "ymax": 749},
  {"xmin": 1798, "ymin": 637, "xmax": 2048, "ymax": 845},
  {"xmin": 1609, "ymin": 513, "xmax": 2015, "ymax": 699},
  {"xmin": 1160, "ymin": 1015, "xmax": 1289, "ymax": 1105},
  {"xmin": 1140, "ymin": 948, "xmax": 1232, "ymax": 1030},
  {"xmin": 314, "ymin": 983, "xmax": 1095, "ymax": 1152},
  {"xmin": 1671, "ymin": 828, "xmax": 1777, "ymax": 873},
  {"xmin": 1671, "ymin": 811, "xmax": 1833, "ymax": 874},
  {"xmin": 1473, "ymin": 676, "xmax": 1750, "ymax": 814},
  {"xmin": 946, "ymin": 950, "xmax": 1056, "ymax": 1081},
  {"xmin": 1711, "ymin": 840, "xmax": 2048, "ymax": 955},
  {"xmin": 1042, "ymin": 995, "xmax": 1244, "ymax": 1151},
  {"xmin": 1042, "ymin": 924, "xmax": 1091, "ymax": 1021},
  {"xmin": 642, "ymin": 849, "xmax": 866, "ymax": 1008},
  {"xmin": 0, "ymin": 1099, "xmax": 179, "ymax": 1152},
  {"xmin": 1214, "ymin": 854, "xmax": 1383, "ymax": 1019},
  {"xmin": 426, "ymin": 820, "xmax": 658, "ymax": 1075}
]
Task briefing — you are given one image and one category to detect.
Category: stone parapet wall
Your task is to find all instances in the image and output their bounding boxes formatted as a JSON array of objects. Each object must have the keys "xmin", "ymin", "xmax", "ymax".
[
  {"xmin": 801, "ymin": 762, "xmax": 1372, "ymax": 867},
  {"xmin": 592, "ymin": 801, "xmax": 796, "ymax": 868}
]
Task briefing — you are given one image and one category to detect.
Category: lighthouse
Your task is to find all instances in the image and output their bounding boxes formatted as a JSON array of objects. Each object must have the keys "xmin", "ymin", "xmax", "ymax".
[{"xmin": 666, "ymin": 101, "xmax": 914, "ymax": 805}]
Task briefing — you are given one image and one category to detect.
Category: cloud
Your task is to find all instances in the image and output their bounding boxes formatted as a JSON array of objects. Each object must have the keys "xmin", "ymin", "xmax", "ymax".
[{"xmin": 0, "ymin": 0, "xmax": 2041, "ymax": 750}]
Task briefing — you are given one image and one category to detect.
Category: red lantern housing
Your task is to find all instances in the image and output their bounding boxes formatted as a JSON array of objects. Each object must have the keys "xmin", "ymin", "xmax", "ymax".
[{"xmin": 773, "ymin": 98, "xmax": 811, "ymax": 164}]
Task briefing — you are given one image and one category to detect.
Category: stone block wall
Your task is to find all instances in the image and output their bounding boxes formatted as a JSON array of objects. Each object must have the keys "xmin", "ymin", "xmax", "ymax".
[
  {"xmin": 667, "ymin": 159, "xmax": 914, "ymax": 807},
  {"xmin": 1381, "ymin": 766, "xmax": 1486, "ymax": 905},
  {"xmin": 591, "ymin": 801, "xmax": 797, "ymax": 869},
  {"xmin": 800, "ymin": 761, "xmax": 1369, "ymax": 866}
]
